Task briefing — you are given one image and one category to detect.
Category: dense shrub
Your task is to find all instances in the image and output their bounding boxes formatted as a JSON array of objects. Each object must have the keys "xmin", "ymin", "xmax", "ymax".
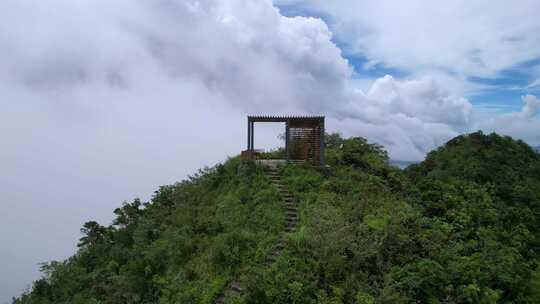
[{"xmin": 15, "ymin": 132, "xmax": 540, "ymax": 303}]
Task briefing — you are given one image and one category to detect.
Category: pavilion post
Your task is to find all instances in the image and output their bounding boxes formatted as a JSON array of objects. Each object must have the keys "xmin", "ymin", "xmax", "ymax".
[
  {"xmin": 247, "ymin": 118, "xmax": 251, "ymax": 150},
  {"xmin": 250, "ymin": 121, "xmax": 254, "ymax": 151},
  {"xmin": 285, "ymin": 120, "xmax": 290, "ymax": 162}
]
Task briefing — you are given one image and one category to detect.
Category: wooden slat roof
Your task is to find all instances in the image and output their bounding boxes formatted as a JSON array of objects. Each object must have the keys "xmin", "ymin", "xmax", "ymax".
[{"xmin": 248, "ymin": 115, "xmax": 324, "ymax": 122}]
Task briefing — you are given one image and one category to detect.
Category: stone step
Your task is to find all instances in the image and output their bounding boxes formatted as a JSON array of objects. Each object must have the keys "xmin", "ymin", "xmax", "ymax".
[
  {"xmin": 266, "ymin": 250, "xmax": 281, "ymax": 262},
  {"xmin": 215, "ymin": 169, "xmax": 302, "ymax": 302},
  {"xmin": 270, "ymin": 249, "xmax": 281, "ymax": 257},
  {"xmin": 285, "ymin": 222, "xmax": 297, "ymax": 230},
  {"xmin": 266, "ymin": 255, "xmax": 277, "ymax": 263},
  {"xmin": 285, "ymin": 226, "xmax": 296, "ymax": 232},
  {"xmin": 275, "ymin": 242, "xmax": 286, "ymax": 251},
  {"xmin": 231, "ymin": 282, "xmax": 243, "ymax": 292},
  {"xmin": 215, "ymin": 283, "xmax": 242, "ymax": 304}
]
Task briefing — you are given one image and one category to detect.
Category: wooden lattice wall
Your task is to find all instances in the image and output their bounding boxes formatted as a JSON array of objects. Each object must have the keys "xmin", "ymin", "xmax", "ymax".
[{"xmin": 289, "ymin": 122, "xmax": 322, "ymax": 163}]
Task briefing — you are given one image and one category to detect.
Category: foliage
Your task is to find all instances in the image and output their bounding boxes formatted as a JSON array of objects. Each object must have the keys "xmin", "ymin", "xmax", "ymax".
[
  {"xmin": 15, "ymin": 158, "xmax": 282, "ymax": 304},
  {"xmin": 15, "ymin": 131, "xmax": 540, "ymax": 303}
]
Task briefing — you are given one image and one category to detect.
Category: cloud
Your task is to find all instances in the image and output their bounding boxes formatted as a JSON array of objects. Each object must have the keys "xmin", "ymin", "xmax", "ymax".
[
  {"xmin": 364, "ymin": 75, "xmax": 471, "ymax": 127},
  {"xmin": 521, "ymin": 94, "xmax": 540, "ymax": 118},
  {"xmin": 476, "ymin": 95, "xmax": 540, "ymax": 145},
  {"xmin": 527, "ymin": 78, "xmax": 540, "ymax": 90},
  {"xmin": 0, "ymin": 0, "xmax": 537, "ymax": 301},
  {"xmin": 334, "ymin": 75, "xmax": 472, "ymax": 160},
  {"xmin": 0, "ymin": 0, "xmax": 350, "ymax": 300},
  {"xmin": 274, "ymin": 0, "xmax": 540, "ymax": 90}
]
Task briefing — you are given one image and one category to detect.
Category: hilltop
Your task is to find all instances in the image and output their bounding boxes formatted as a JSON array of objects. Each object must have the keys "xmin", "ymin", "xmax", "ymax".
[{"xmin": 15, "ymin": 132, "xmax": 540, "ymax": 303}]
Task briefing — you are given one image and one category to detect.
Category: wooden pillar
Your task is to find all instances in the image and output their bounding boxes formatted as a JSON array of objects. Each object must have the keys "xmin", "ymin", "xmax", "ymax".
[
  {"xmin": 250, "ymin": 121, "xmax": 254, "ymax": 151},
  {"xmin": 247, "ymin": 118, "xmax": 251, "ymax": 150},
  {"xmin": 285, "ymin": 120, "xmax": 290, "ymax": 162}
]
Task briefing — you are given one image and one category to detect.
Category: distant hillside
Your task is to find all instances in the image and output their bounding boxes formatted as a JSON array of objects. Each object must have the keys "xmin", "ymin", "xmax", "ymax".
[
  {"xmin": 535, "ymin": 146, "xmax": 540, "ymax": 153},
  {"xmin": 389, "ymin": 159, "xmax": 417, "ymax": 168},
  {"xmin": 15, "ymin": 132, "xmax": 540, "ymax": 303}
]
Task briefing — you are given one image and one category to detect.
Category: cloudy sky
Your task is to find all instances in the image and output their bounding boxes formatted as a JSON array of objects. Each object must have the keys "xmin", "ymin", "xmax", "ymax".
[{"xmin": 1, "ymin": 0, "xmax": 540, "ymax": 301}]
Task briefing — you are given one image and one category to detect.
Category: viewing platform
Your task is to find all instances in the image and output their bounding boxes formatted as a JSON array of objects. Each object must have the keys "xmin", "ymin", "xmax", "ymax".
[{"xmin": 241, "ymin": 115, "xmax": 325, "ymax": 166}]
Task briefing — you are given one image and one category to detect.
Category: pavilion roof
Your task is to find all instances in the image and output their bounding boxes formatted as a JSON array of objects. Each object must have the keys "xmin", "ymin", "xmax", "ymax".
[{"xmin": 247, "ymin": 115, "xmax": 324, "ymax": 122}]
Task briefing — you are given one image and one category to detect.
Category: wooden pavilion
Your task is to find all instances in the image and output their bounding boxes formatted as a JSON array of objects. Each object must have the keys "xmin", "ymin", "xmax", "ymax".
[{"xmin": 241, "ymin": 115, "xmax": 325, "ymax": 166}]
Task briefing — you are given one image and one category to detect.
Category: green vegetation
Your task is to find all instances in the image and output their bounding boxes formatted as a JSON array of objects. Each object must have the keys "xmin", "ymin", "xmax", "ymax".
[{"xmin": 15, "ymin": 132, "xmax": 540, "ymax": 303}]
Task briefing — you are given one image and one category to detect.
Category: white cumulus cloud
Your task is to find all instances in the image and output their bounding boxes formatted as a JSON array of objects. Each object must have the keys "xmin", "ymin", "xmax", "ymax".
[
  {"xmin": 476, "ymin": 95, "xmax": 540, "ymax": 145},
  {"xmin": 274, "ymin": 0, "xmax": 540, "ymax": 92}
]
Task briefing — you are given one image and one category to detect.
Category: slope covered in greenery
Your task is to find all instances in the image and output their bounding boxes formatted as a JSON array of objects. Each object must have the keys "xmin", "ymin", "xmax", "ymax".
[
  {"xmin": 403, "ymin": 132, "xmax": 540, "ymax": 302},
  {"xmin": 15, "ymin": 132, "xmax": 540, "ymax": 303},
  {"xmin": 16, "ymin": 159, "xmax": 284, "ymax": 303}
]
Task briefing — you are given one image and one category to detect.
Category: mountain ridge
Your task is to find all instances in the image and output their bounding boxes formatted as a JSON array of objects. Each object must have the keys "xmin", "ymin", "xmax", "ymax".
[{"xmin": 14, "ymin": 132, "xmax": 540, "ymax": 303}]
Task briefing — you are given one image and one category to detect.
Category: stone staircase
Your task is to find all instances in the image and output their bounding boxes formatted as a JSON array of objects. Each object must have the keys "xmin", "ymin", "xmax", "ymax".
[
  {"xmin": 214, "ymin": 281, "xmax": 242, "ymax": 304},
  {"xmin": 265, "ymin": 166, "xmax": 299, "ymax": 264},
  {"xmin": 213, "ymin": 165, "xmax": 298, "ymax": 303}
]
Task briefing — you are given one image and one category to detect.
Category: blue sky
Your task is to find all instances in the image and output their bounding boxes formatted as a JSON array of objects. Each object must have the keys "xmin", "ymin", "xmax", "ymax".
[
  {"xmin": 468, "ymin": 58, "xmax": 540, "ymax": 112},
  {"xmin": 276, "ymin": 1, "xmax": 540, "ymax": 117}
]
